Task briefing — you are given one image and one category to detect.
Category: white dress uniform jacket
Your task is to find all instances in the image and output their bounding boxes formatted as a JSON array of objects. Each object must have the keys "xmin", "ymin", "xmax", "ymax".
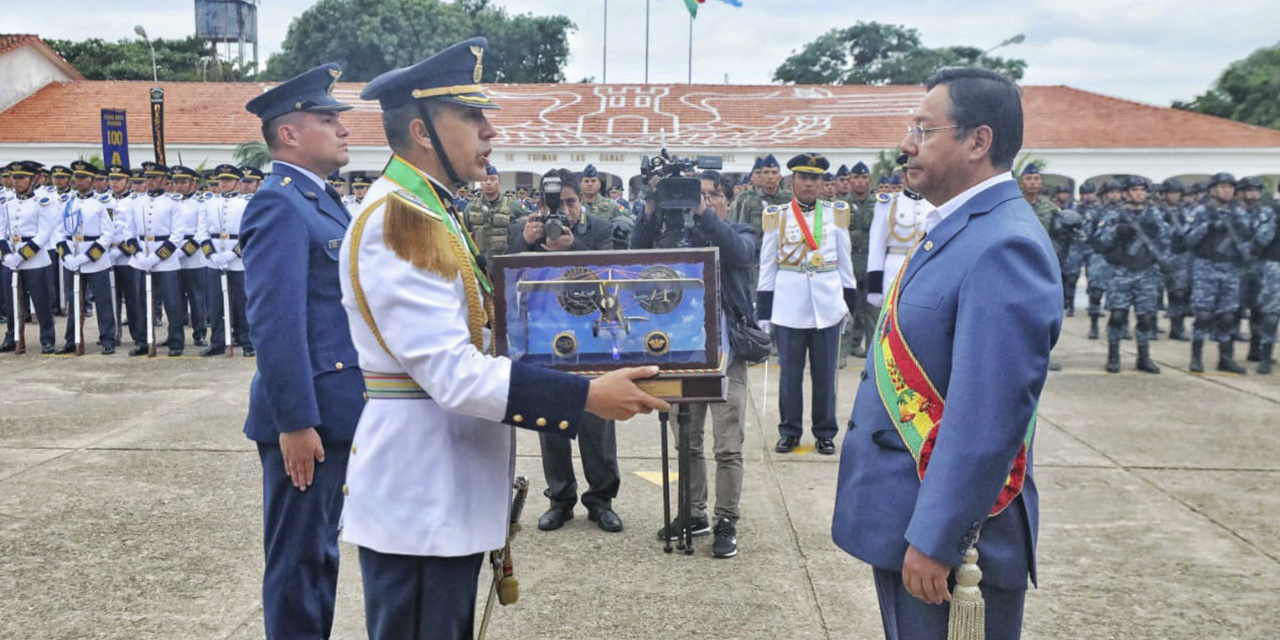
[
  {"xmin": 107, "ymin": 193, "xmax": 135, "ymax": 267},
  {"xmin": 175, "ymin": 193, "xmax": 209, "ymax": 269},
  {"xmin": 757, "ymin": 198, "xmax": 857, "ymax": 330},
  {"xmin": 201, "ymin": 192, "xmax": 247, "ymax": 272},
  {"xmin": 3, "ymin": 191, "xmax": 57, "ymax": 271},
  {"xmin": 866, "ymin": 190, "xmax": 934, "ymax": 306},
  {"xmin": 52, "ymin": 191, "xmax": 116, "ymax": 274},
  {"xmin": 126, "ymin": 192, "xmax": 184, "ymax": 272}
]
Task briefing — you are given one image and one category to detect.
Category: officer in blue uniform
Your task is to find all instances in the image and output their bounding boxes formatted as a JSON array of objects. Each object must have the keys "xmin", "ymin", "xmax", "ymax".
[{"xmin": 240, "ymin": 62, "xmax": 363, "ymax": 640}]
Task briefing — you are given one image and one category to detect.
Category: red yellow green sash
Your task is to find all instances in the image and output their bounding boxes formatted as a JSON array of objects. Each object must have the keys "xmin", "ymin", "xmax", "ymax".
[
  {"xmin": 789, "ymin": 198, "xmax": 823, "ymax": 251},
  {"xmin": 871, "ymin": 247, "xmax": 1034, "ymax": 516}
]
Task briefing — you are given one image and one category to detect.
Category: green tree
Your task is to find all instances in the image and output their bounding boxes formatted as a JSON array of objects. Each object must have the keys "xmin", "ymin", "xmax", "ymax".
[
  {"xmin": 44, "ymin": 36, "xmax": 254, "ymax": 82},
  {"xmin": 1173, "ymin": 42, "xmax": 1280, "ymax": 130},
  {"xmin": 773, "ymin": 22, "xmax": 1026, "ymax": 85},
  {"xmin": 233, "ymin": 141, "xmax": 271, "ymax": 169},
  {"xmin": 264, "ymin": 0, "xmax": 574, "ymax": 83}
]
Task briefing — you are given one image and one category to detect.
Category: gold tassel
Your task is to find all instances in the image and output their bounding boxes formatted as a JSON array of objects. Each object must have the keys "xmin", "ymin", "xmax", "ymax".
[
  {"xmin": 948, "ymin": 547, "xmax": 986, "ymax": 640},
  {"xmin": 382, "ymin": 191, "xmax": 459, "ymax": 281}
]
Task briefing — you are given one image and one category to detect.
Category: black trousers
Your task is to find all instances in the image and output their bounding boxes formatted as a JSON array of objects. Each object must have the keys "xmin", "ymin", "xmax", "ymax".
[
  {"xmin": 538, "ymin": 412, "xmax": 620, "ymax": 512},
  {"xmin": 135, "ymin": 270, "xmax": 185, "ymax": 350},
  {"xmin": 775, "ymin": 322, "xmax": 842, "ymax": 439},
  {"xmin": 358, "ymin": 547, "xmax": 484, "ymax": 640},
  {"xmin": 178, "ymin": 266, "xmax": 207, "ymax": 340},
  {"xmin": 62, "ymin": 270, "xmax": 117, "ymax": 348},
  {"xmin": 46, "ymin": 249, "xmax": 61, "ymax": 315},
  {"xmin": 4, "ymin": 265, "xmax": 56, "ymax": 348},
  {"xmin": 206, "ymin": 269, "xmax": 251, "ymax": 349},
  {"xmin": 114, "ymin": 265, "xmax": 148, "ymax": 345}
]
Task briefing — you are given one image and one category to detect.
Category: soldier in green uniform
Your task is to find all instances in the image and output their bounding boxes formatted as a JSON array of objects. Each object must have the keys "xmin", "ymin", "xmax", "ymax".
[
  {"xmin": 463, "ymin": 164, "xmax": 527, "ymax": 266},
  {"xmin": 732, "ymin": 154, "xmax": 792, "ymax": 237},
  {"xmin": 578, "ymin": 164, "xmax": 632, "ymax": 222},
  {"xmin": 1019, "ymin": 163, "xmax": 1059, "ymax": 231},
  {"xmin": 839, "ymin": 161, "xmax": 877, "ymax": 363}
]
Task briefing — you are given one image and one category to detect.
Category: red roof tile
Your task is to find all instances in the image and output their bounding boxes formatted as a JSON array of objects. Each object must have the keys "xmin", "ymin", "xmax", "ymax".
[
  {"xmin": 0, "ymin": 34, "xmax": 41, "ymax": 56},
  {"xmin": 0, "ymin": 34, "xmax": 84, "ymax": 80},
  {"xmin": 2, "ymin": 80, "xmax": 1279, "ymax": 150}
]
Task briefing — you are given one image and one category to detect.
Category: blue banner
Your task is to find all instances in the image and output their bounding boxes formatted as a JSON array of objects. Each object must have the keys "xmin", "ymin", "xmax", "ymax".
[{"xmin": 100, "ymin": 109, "xmax": 130, "ymax": 169}]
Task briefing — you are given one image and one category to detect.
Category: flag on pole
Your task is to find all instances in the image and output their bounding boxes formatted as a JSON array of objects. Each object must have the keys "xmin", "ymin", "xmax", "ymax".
[
  {"xmin": 712, "ymin": 0, "xmax": 743, "ymax": 5},
  {"xmin": 683, "ymin": 0, "xmax": 704, "ymax": 18}
]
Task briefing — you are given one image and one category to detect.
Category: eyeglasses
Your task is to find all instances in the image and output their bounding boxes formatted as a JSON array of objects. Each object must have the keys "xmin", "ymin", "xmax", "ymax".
[{"xmin": 906, "ymin": 124, "xmax": 963, "ymax": 144}]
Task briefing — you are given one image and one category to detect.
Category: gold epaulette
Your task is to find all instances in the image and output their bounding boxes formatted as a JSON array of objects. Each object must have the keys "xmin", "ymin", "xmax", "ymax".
[
  {"xmin": 762, "ymin": 205, "xmax": 783, "ymax": 233},
  {"xmin": 829, "ymin": 200, "xmax": 850, "ymax": 229},
  {"xmin": 381, "ymin": 190, "xmax": 459, "ymax": 281}
]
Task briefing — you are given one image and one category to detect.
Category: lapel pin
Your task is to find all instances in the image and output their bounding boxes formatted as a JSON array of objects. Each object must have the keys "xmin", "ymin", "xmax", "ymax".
[{"xmin": 924, "ymin": 240, "xmax": 934, "ymax": 252}]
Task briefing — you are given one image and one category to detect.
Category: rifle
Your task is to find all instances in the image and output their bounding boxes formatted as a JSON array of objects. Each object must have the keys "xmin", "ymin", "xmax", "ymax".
[
  {"xmin": 221, "ymin": 266, "xmax": 233, "ymax": 357},
  {"xmin": 73, "ymin": 268, "xmax": 84, "ymax": 356},
  {"xmin": 12, "ymin": 269, "xmax": 25, "ymax": 355},
  {"xmin": 1116, "ymin": 207, "xmax": 1168, "ymax": 270},
  {"xmin": 1220, "ymin": 211, "xmax": 1253, "ymax": 262},
  {"xmin": 146, "ymin": 265, "xmax": 156, "ymax": 358}
]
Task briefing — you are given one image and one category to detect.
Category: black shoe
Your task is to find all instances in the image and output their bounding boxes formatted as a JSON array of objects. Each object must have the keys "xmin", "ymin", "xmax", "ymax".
[
  {"xmin": 153, "ymin": 318, "xmax": 163, "ymax": 327},
  {"xmin": 712, "ymin": 517, "xmax": 738, "ymax": 558},
  {"xmin": 168, "ymin": 348, "xmax": 184, "ymax": 357},
  {"xmin": 1136, "ymin": 344, "xmax": 1161, "ymax": 374},
  {"xmin": 815, "ymin": 437, "xmax": 836, "ymax": 455},
  {"xmin": 1088, "ymin": 316, "xmax": 1100, "ymax": 340},
  {"xmin": 193, "ymin": 337, "xmax": 208, "ymax": 348},
  {"xmin": 1247, "ymin": 336, "xmax": 1262, "ymax": 362},
  {"xmin": 55, "ymin": 343, "xmax": 76, "ymax": 355},
  {"xmin": 775, "ymin": 435, "xmax": 800, "ymax": 453},
  {"xmin": 537, "ymin": 507, "xmax": 574, "ymax": 531},
  {"xmin": 242, "ymin": 347, "xmax": 256, "ymax": 357},
  {"xmin": 1259, "ymin": 344, "xmax": 1274, "ymax": 375},
  {"xmin": 40, "ymin": 345, "xmax": 55, "ymax": 354},
  {"xmin": 1217, "ymin": 341, "xmax": 1246, "ymax": 374},
  {"xmin": 588, "ymin": 508, "xmax": 624, "ymax": 532},
  {"xmin": 200, "ymin": 345, "xmax": 224, "ymax": 357},
  {"xmin": 1048, "ymin": 357, "xmax": 1063, "ymax": 372},
  {"xmin": 1105, "ymin": 340, "xmax": 1121, "ymax": 374},
  {"xmin": 1065, "ymin": 307, "xmax": 1075, "ymax": 317},
  {"xmin": 0, "ymin": 340, "xmax": 15, "ymax": 353},
  {"xmin": 1189, "ymin": 339, "xmax": 1205, "ymax": 373},
  {"xmin": 128, "ymin": 345, "xmax": 148, "ymax": 357},
  {"xmin": 101, "ymin": 345, "xmax": 115, "ymax": 355},
  {"xmin": 657, "ymin": 514, "xmax": 711, "ymax": 541},
  {"xmin": 84, "ymin": 307, "xmax": 93, "ymax": 318}
]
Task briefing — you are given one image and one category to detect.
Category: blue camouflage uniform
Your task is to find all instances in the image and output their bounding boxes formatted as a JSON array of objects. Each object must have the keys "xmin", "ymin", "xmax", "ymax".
[
  {"xmin": 1185, "ymin": 173, "xmax": 1252, "ymax": 372},
  {"xmin": 1251, "ymin": 200, "xmax": 1279, "ymax": 373},
  {"xmin": 1158, "ymin": 179, "xmax": 1194, "ymax": 339}
]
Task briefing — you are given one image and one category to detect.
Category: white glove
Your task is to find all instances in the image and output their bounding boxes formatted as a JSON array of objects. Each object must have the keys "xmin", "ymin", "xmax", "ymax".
[
  {"xmin": 61, "ymin": 255, "xmax": 82, "ymax": 271},
  {"xmin": 108, "ymin": 248, "xmax": 123, "ymax": 263},
  {"xmin": 139, "ymin": 254, "xmax": 161, "ymax": 271},
  {"xmin": 215, "ymin": 252, "xmax": 234, "ymax": 269},
  {"xmin": 867, "ymin": 293, "xmax": 884, "ymax": 307},
  {"xmin": 757, "ymin": 319, "xmax": 771, "ymax": 333},
  {"xmin": 4, "ymin": 254, "xmax": 22, "ymax": 269}
]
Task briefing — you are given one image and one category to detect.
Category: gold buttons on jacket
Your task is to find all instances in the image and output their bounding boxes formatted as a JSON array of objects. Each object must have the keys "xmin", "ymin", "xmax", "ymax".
[
  {"xmin": 362, "ymin": 392, "xmax": 369, "ymax": 402},
  {"xmin": 536, "ymin": 417, "xmax": 547, "ymax": 427},
  {"xmin": 559, "ymin": 421, "xmax": 569, "ymax": 430},
  {"xmin": 335, "ymin": 362, "xmax": 344, "ymax": 370},
  {"xmin": 924, "ymin": 240, "xmax": 934, "ymax": 252},
  {"xmin": 351, "ymin": 444, "xmax": 357, "ymax": 455},
  {"xmin": 342, "ymin": 484, "xmax": 349, "ymax": 496},
  {"xmin": 513, "ymin": 414, "xmax": 523, "ymax": 423}
]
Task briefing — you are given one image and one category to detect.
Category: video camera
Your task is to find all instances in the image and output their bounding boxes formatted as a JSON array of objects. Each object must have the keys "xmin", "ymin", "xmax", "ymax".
[{"xmin": 638, "ymin": 150, "xmax": 723, "ymax": 247}]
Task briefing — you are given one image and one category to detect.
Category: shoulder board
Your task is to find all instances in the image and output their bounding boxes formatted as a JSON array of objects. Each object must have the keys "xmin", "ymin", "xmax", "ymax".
[
  {"xmin": 241, "ymin": 193, "xmax": 254, "ymax": 200},
  {"xmin": 763, "ymin": 204, "xmax": 784, "ymax": 214},
  {"xmin": 37, "ymin": 195, "xmax": 53, "ymax": 206},
  {"xmin": 57, "ymin": 193, "xmax": 71, "ymax": 204},
  {"xmin": 876, "ymin": 192, "xmax": 892, "ymax": 203},
  {"xmin": 828, "ymin": 200, "xmax": 850, "ymax": 228},
  {"xmin": 167, "ymin": 192, "xmax": 183, "ymax": 201},
  {"xmin": 829, "ymin": 200, "xmax": 849, "ymax": 211},
  {"xmin": 96, "ymin": 193, "xmax": 111, "ymax": 203}
]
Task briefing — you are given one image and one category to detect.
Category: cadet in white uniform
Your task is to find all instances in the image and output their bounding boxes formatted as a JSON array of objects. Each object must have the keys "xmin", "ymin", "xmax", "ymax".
[
  {"xmin": 1, "ymin": 161, "xmax": 59, "ymax": 353},
  {"xmin": 343, "ymin": 38, "xmax": 668, "ymax": 640},
  {"xmin": 170, "ymin": 166, "xmax": 210, "ymax": 348},
  {"xmin": 756, "ymin": 153, "xmax": 858, "ymax": 456},
  {"xmin": 123, "ymin": 162, "xmax": 187, "ymax": 356},
  {"xmin": 201, "ymin": 164, "xmax": 253, "ymax": 357},
  {"xmin": 52, "ymin": 161, "xmax": 118, "ymax": 353},
  {"xmin": 866, "ymin": 176, "xmax": 934, "ymax": 306}
]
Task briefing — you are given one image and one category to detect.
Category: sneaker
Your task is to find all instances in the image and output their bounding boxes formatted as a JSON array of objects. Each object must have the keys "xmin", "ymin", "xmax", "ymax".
[
  {"xmin": 656, "ymin": 515, "xmax": 711, "ymax": 541},
  {"xmin": 712, "ymin": 518, "xmax": 737, "ymax": 558}
]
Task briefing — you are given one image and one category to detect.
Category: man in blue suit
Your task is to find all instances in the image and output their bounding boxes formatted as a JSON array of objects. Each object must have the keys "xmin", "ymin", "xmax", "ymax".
[
  {"xmin": 832, "ymin": 68, "xmax": 1062, "ymax": 640},
  {"xmin": 240, "ymin": 63, "xmax": 364, "ymax": 640}
]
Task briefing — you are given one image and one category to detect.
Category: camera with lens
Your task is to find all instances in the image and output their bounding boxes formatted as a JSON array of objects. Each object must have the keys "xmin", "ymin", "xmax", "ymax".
[
  {"xmin": 638, "ymin": 149, "xmax": 722, "ymax": 246},
  {"xmin": 537, "ymin": 172, "xmax": 573, "ymax": 242}
]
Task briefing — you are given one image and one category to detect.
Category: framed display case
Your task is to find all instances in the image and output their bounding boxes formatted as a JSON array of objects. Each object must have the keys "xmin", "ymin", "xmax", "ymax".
[{"xmin": 490, "ymin": 248, "xmax": 727, "ymax": 402}]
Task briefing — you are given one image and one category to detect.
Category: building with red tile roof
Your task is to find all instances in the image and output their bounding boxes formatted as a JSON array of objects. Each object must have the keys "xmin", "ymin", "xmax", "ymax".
[
  {"xmin": 0, "ymin": 34, "xmax": 84, "ymax": 111},
  {"xmin": 2, "ymin": 62, "xmax": 1278, "ymax": 191}
]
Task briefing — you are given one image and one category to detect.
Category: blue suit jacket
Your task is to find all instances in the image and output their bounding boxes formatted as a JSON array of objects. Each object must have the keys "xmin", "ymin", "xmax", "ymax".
[
  {"xmin": 241, "ymin": 163, "xmax": 364, "ymax": 445},
  {"xmin": 831, "ymin": 179, "xmax": 1062, "ymax": 590}
]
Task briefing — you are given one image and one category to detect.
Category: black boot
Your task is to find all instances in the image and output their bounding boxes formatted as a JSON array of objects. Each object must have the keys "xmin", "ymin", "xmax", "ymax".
[
  {"xmin": 1106, "ymin": 340, "xmax": 1121, "ymax": 373},
  {"xmin": 1217, "ymin": 341, "xmax": 1247, "ymax": 374},
  {"xmin": 1088, "ymin": 315, "xmax": 1100, "ymax": 340},
  {"xmin": 1259, "ymin": 344, "xmax": 1274, "ymax": 375},
  {"xmin": 1189, "ymin": 339, "xmax": 1205, "ymax": 373},
  {"xmin": 1247, "ymin": 334, "xmax": 1262, "ymax": 362},
  {"xmin": 1136, "ymin": 343, "xmax": 1161, "ymax": 374},
  {"xmin": 1168, "ymin": 317, "xmax": 1188, "ymax": 341}
]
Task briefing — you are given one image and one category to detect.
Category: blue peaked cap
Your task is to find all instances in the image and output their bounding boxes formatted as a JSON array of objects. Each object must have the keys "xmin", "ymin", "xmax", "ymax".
[
  {"xmin": 851, "ymin": 161, "xmax": 870, "ymax": 175},
  {"xmin": 361, "ymin": 37, "xmax": 500, "ymax": 111},
  {"xmin": 246, "ymin": 62, "xmax": 352, "ymax": 122}
]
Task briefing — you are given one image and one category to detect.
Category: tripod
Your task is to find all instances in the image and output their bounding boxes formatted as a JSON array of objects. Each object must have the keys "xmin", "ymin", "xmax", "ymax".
[{"xmin": 658, "ymin": 403, "xmax": 695, "ymax": 556}]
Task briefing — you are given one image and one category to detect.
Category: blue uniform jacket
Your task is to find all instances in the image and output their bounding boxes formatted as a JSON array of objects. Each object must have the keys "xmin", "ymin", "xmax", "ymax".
[
  {"xmin": 832, "ymin": 179, "xmax": 1062, "ymax": 590},
  {"xmin": 241, "ymin": 163, "xmax": 364, "ymax": 444}
]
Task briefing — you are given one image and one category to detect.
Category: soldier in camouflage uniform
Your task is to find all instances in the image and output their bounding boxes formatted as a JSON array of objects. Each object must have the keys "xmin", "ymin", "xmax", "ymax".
[
  {"xmin": 578, "ymin": 164, "xmax": 634, "ymax": 249},
  {"xmin": 1020, "ymin": 163, "xmax": 1059, "ymax": 232},
  {"xmin": 1235, "ymin": 176, "xmax": 1269, "ymax": 359},
  {"xmin": 463, "ymin": 165, "xmax": 527, "ymax": 267},
  {"xmin": 1049, "ymin": 200, "xmax": 1088, "ymax": 317},
  {"xmin": 1159, "ymin": 178, "xmax": 1194, "ymax": 340},
  {"xmin": 1094, "ymin": 176, "xmax": 1169, "ymax": 373},
  {"xmin": 1251, "ymin": 189, "xmax": 1279, "ymax": 374},
  {"xmin": 732, "ymin": 154, "xmax": 792, "ymax": 237},
  {"xmin": 837, "ymin": 161, "xmax": 876, "ymax": 363},
  {"xmin": 1084, "ymin": 179, "xmax": 1123, "ymax": 339},
  {"xmin": 1051, "ymin": 184, "xmax": 1072, "ymax": 211},
  {"xmin": 1185, "ymin": 172, "xmax": 1251, "ymax": 373}
]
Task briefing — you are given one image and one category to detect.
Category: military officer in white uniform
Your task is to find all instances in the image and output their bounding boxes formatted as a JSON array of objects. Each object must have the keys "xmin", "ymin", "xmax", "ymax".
[
  {"xmin": 170, "ymin": 165, "xmax": 210, "ymax": 348},
  {"xmin": 866, "ymin": 173, "xmax": 934, "ymax": 306},
  {"xmin": 123, "ymin": 161, "xmax": 187, "ymax": 356},
  {"xmin": 756, "ymin": 153, "xmax": 859, "ymax": 456},
  {"xmin": 52, "ymin": 160, "xmax": 118, "ymax": 354},
  {"xmin": 201, "ymin": 164, "xmax": 253, "ymax": 357},
  {"xmin": 105, "ymin": 165, "xmax": 146, "ymax": 348},
  {"xmin": 344, "ymin": 38, "xmax": 668, "ymax": 640},
  {"xmin": 1, "ymin": 161, "xmax": 59, "ymax": 353}
]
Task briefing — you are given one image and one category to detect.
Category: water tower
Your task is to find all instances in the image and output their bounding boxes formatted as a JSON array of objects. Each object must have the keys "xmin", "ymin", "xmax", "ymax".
[{"xmin": 194, "ymin": 0, "xmax": 259, "ymax": 71}]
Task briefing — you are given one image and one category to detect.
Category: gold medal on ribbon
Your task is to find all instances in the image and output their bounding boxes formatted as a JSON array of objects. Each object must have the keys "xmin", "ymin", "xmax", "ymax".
[{"xmin": 809, "ymin": 252, "xmax": 824, "ymax": 268}]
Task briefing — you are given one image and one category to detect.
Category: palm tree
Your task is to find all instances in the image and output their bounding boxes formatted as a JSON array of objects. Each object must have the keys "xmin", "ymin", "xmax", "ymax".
[{"xmin": 233, "ymin": 141, "xmax": 271, "ymax": 169}]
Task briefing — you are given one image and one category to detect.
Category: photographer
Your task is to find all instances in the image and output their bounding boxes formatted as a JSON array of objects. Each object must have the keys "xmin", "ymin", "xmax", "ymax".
[
  {"xmin": 508, "ymin": 169, "xmax": 612, "ymax": 253},
  {"xmin": 509, "ymin": 169, "xmax": 623, "ymax": 534},
  {"xmin": 632, "ymin": 171, "xmax": 758, "ymax": 558}
]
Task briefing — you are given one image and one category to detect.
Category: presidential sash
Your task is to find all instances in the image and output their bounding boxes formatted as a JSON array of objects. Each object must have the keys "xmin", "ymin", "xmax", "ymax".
[{"xmin": 871, "ymin": 247, "xmax": 1034, "ymax": 516}]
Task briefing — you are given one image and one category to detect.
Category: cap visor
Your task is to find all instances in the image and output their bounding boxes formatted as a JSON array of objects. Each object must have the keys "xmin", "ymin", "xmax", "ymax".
[{"xmin": 436, "ymin": 92, "xmax": 501, "ymax": 109}]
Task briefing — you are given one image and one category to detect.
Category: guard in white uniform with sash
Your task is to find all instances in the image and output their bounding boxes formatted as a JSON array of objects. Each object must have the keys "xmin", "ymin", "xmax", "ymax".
[
  {"xmin": 342, "ymin": 38, "xmax": 667, "ymax": 640},
  {"xmin": 866, "ymin": 179, "xmax": 934, "ymax": 306},
  {"xmin": 756, "ymin": 153, "xmax": 858, "ymax": 456}
]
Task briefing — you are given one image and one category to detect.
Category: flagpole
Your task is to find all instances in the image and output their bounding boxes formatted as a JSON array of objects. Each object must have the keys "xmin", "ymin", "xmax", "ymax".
[
  {"xmin": 603, "ymin": 0, "xmax": 608, "ymax": 83},
  {"xmin": 645, "ymin": 0, "xmax": 651, "ymax": 83},
  {"xmin": 687, "ymin": 11, "xmax": 693, "ymax": 84}
]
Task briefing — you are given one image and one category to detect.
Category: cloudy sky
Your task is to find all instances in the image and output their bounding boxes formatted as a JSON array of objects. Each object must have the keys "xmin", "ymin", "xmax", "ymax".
[{"xmin": 8, "ymin": 0, "xmax": 1277, "ymax": 106}]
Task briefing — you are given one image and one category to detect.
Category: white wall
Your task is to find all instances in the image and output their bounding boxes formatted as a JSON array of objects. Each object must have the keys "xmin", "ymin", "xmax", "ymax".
[{"xmin": 0, "ymin": 46, "xmax": 74, "ymax": 111}]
